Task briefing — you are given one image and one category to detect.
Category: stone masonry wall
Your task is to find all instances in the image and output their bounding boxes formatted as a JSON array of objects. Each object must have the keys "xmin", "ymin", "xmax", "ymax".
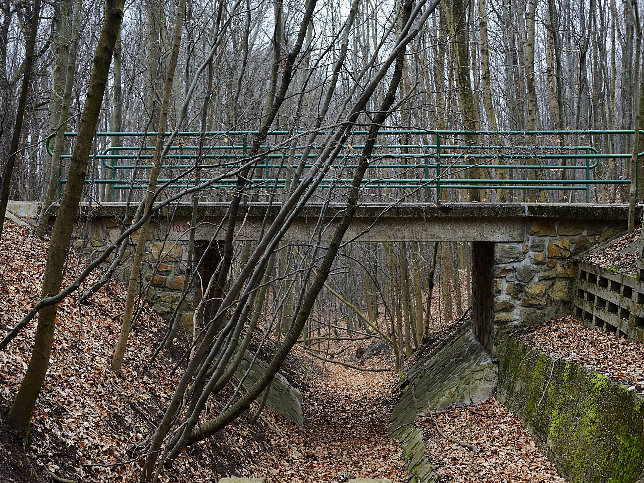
[
  {"xmin": 493, "ymin": 219, "xmax": 626, "ymax": 328},
  {"xmin": 81, "ymin": 217, "xmax": 196, "ymax": 327}
]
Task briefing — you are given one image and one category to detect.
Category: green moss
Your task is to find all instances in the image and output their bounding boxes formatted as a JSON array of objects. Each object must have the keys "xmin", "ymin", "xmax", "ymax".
[
  {"xmin": 497, "ymin": 336, "xmax": 644, "ymax": 483},
  {"xmin": 562, "ymin": 362, "xmax": 572, "ymax": 385},
  {"xmin": 548, "ymin": 409, "xmax": 566, "ymax": 441},
  {"xmin": 612, "ymin": 434, "xmax": 644, "ymax": 482},
  {"xmin": 581, "ymin": 374, "xmax": 608, "ymax": 438}
]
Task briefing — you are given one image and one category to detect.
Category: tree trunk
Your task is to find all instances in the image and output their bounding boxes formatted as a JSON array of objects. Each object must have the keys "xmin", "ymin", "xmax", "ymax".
[
  {"xmin": 112, "ymin": 0, "xmax": 186, "ymax": 373},
  {"xmin": 0, "ymin": 0, "xmax": 40, "ymax": 241},
  {"xmin": 36, "ymin": 0, "xmax": 82, "ymax": 235},
  {"xmin": 448, "ymin": 0, "xmax": 484, "ymax": 201},
  {"xmin": 8, "ymin": 0, "xmax": 124, "ymax": 437}
]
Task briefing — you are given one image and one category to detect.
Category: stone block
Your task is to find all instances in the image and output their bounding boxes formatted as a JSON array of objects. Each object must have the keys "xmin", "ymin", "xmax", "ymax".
[
  {"xmin": 555, "ymin": 262, "xmax": 576, "ymax": 278},
  {"xmin": 166, "ymin": 275, "xmax": 185, "ymax": 290},
  {"xmin": 495, "ymin": 312, "xmax": 516, "ymax": 323},
  {"xmin": 506, "ymin": 283, "xmax": 523, "ymax": 298},
  {"xmin": 530, "ymin": 220, "xmax": 556, "ymax": 236},
  {"xmin": 515, "ymin": 263, "xmax": 535, "ymax": 283},
  {"xmin": 157, "ymin": 263, "xmax": 172, "ymax": 275},
  {"xmin": 557, "ymin": 220, "xmax": 584, "ymax": 236},
  {"xmin": 532, "ymin": 251, "xmax": 547, "ymax": 265},
  {"xmin": 522, "ymin": 296, "xmax": 547, "ymax": 308},
  {"xmin": 149, "ymin": 241, "xmax": 183, "ymax": 261},
  {"xmin": 151, "ymin": 274, "xmax": 165, "ymax": 286},
  {"xmin": 496, "ymin": 244, "xmax": 522, "ymax": 263},
  {"xmin": 529, "ymin": 237, "xmax": 546, "ymax": 251},
  {"xmin": 153, "ymin": 302, "xmax": 172, "ymax": 315},
  {"xmin": 526, "ymin": 282, "xmax": 547, "ymax": 296},
  {"xmin": 522, "ymin": 282, "xmax": 547, "ymax": 307},
  {"xmin": 537, "ymin": 269, "xmax": 558, "ymax": 280},
  {"xmin": 548, "ymin": 238, "xmax": 571, "ymax": 258},
  {"xmin": 173, "ymin": 261, "xmax": 188, "ymax": 275},
  {"xmin": 550, "ymin": 280, "xmax": 570, "ymax": 301},
  {"xmin": 159, "ymin": 292, "xmax": 180, "ymax": 304},
  {"xmin": 495, "ymin": 300, "xmax": 514, "ymax": 312},
  {"xmin": 494, "ymin": 266, "xmax": 513, "ymax": 278}
]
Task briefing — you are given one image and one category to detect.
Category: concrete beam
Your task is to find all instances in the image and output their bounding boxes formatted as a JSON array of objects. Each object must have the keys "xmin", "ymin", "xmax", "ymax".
[{"xmin": 11, "ymin": 201, "xmax": 637, "ymax": 243}]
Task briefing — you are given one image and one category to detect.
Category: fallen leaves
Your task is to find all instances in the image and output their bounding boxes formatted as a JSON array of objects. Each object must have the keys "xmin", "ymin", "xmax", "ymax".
[
  {"xmin": 420, "ymin": 398, "xmax": 565, "ymax": 483},
  {"xmin": 0, "ymin": 220, "xmax": 407, "ymax": 482},
  {"xmin": 517, "ymin": 315, "xmax": 644, "ymax": 395},
  {"xmin": 581, "ymin": 226, "xmax": 641, "ymax": 275}
]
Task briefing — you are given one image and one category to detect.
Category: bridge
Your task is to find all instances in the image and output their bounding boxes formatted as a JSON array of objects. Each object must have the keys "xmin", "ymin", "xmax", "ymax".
[{"xmin": 33, "ymin": 128, "xmax": 644, "ymax": 351}]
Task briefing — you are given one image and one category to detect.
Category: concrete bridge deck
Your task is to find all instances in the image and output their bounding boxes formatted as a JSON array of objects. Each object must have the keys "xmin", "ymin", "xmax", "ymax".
[{"xmin": 21, "ymin": 201, "xmax": 639, "ymax": 242}]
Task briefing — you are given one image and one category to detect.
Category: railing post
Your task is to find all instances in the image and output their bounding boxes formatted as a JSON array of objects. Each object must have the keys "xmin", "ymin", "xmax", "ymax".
[
  {"xmin": 637, "ymin": 151, "xmax": 640, "ymax": 203},
  {"xmin": 436, "ymin": 133, "xmax": 441, "ymax": 202},
  {"xmin": 424, "ymin": 146, "xmax": 429, "ymax": 200},
  {"xmin": 586, "ymin": 147, "xmax": 590, "ymax": 203},
  {"xmin": 110, "ymin": 148, "xmax": 116, "ymax": 202}
]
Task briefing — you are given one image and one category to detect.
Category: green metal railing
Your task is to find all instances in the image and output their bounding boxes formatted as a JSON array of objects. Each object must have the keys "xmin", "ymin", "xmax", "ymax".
[{"xmin": 47, "ymin": 129, "xmax": 644, "ymax": 203}]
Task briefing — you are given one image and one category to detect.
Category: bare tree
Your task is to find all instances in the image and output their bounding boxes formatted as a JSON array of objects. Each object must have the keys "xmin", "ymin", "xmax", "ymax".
[
  {"xmin": 0, "ymin": 0, "xmax": 41, "ymax": 241},
  {"xmin": 7, "ymin": 0, "xmax": 125, "ymax": 437}
]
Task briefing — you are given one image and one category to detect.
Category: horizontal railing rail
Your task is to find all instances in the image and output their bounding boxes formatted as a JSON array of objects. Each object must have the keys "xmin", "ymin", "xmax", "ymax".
[{"xmin": 48, "ymin": 129, "xmax": 644, "ymax": 203}]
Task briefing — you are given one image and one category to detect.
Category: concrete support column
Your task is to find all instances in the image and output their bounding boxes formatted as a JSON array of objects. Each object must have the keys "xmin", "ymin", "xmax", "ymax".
[{"xmin": 472, "ymin": 241, "xmax": 494, "ymax": 353}]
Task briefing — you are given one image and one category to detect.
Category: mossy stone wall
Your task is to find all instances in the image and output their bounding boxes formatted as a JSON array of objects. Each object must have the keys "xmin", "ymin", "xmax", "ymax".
[{"xmin": 496, "ymin": 331, "xmax": 644, "ymax": 483}]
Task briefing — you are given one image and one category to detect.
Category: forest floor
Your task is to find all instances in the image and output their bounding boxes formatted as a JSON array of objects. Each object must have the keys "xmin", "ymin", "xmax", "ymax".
[{"xmin": 0, "ymin": 218, "xmax": 641, "ymax": 482}]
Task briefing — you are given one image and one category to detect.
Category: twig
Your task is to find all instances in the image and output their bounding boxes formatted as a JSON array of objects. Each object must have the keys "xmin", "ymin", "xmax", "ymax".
[
  {"xmin": 82, "ymin": 450, "xmax": 160, "ymax": 468},
  {"xmin": 300, "ymin": 346, "xmax": 391, "ymax": 372},
  {"xmin": 467, "ymin": 408, "xmax": 489, "ymax": 418},
  {"xmin": 431, "ymin": 415, "xmax": 478, "ymax": 457},
  {"xmin": 537, "ymin": 356, "xmax": 559, "ymax": 408},
  {"xmin": 49, "ymin": 471, "xmax": 76, "ymax": 483}
]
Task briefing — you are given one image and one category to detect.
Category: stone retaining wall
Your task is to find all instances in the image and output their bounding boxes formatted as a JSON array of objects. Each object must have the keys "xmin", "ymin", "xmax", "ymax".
[
  {"xmin": 496, "ymin": 331, "xmax": 644, "ymax": 483},
  {"xmin": 82, "ymin": 216, "xmax": 197, "ymax": 326},
  {"xmin": 391, "ymin": 325, "xmax": 497, "ymax": 482},
  {"xmin": 492, "ymin": 220, "xmax": 625, "ymax": 329}
]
